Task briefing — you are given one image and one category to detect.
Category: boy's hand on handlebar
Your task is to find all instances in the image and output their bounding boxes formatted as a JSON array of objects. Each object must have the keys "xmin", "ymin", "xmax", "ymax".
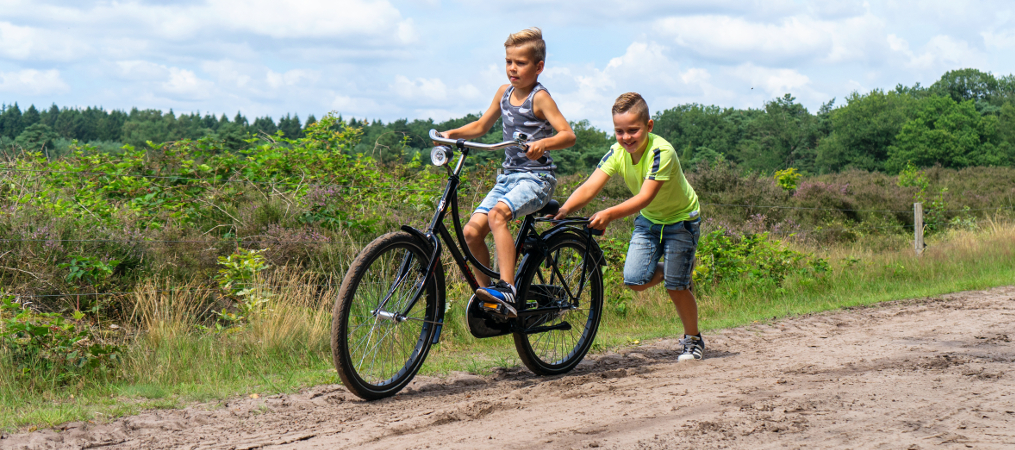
[
  {"xmin": 432, "ymin": 131, "xmax": 448, "ymax": 146},
  {"xmin": 525, "ymin": 140, "xmax": 546, "ymax": 160}
]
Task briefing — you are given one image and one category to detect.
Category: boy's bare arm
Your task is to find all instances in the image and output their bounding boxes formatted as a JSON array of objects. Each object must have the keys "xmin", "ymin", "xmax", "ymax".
[
  {"xmin": 527, "ymin": 91, "xmax": 576, "ymax": 160},
  {"xmin": 588, "ymin": 179, "xmax": 664, "ymax": 230},
  {"xmin": 440, "ymin": 85, "xmax": 508, "ymax": 140},
  {"xmin": 553, "ymin": 169, "xmax": 611, "ymax": 219}
]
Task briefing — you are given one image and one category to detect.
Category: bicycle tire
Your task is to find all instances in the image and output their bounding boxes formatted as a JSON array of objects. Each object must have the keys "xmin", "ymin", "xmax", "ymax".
[
  {"xmin": 331, "ymin": 231, "xmax": 441, "ymax": 400},
  {"xmin": 513, "ymin": 231, "xmax": 603, "ymax": 375}
]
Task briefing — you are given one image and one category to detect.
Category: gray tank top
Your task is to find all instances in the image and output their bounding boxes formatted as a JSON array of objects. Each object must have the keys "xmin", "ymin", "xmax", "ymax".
[{"xmin": 500, "ymin": 83, "xmax": 555, "ymax": 172}]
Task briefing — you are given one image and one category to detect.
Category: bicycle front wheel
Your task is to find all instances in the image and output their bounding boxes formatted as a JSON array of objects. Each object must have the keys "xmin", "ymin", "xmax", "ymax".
[
  {"xmin": 514, "ymin": 231, "xmax": 604, "ymax": 375},
  {"xmin": 331, "ymin": 231, "xmax": 441, "ymax": 400}
]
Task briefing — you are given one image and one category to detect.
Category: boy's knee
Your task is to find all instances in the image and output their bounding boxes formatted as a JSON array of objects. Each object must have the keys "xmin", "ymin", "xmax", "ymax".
[
  {"xmin": 463, "ymin": 218, "xmax": 488, "ymax": 243},
  {"xmin": 488, "ymin": 203, "xmax": 512, "ymax": 227},
  {"xmin": 626, "ymin": 283, "xmax": 649, "ymax": 292}
]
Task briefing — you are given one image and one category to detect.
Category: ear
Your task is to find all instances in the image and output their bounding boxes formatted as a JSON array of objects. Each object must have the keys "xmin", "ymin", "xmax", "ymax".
[
  {"xmin": 646, "ymin": 118, "xmax": 654, "ymax": 133},
  {"xmin": 536, "ymin": 60, "xmax": 544, "ymax": 75}
]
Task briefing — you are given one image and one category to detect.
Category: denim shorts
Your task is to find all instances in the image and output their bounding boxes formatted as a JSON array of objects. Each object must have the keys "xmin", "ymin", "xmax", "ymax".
[
  {"xmin": 623, "ymin": 215, "xmax": 701, "ymax": 291},
  {"xmin": 474, "ymin": 171, "xmax": 556, "ymax": 219}
]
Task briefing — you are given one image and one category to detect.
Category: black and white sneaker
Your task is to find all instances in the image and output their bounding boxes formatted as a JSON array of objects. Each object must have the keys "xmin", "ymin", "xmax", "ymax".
[
  {"xmin": 677, "ymin": 334, "xmax": 704, "ymax": 361},
  {"xmin": 475, "ymin": 281, "xmax": 518, "ymax": 317}
]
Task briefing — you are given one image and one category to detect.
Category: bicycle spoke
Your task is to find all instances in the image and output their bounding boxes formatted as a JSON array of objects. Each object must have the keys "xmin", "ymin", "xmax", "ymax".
[
  {"xmin": 521, "ymin": 237, "xmax": 601, "ymax": 369},
  {"xmin": 338, "ymin": 236, "xmax": 437, "ymax": 392}
]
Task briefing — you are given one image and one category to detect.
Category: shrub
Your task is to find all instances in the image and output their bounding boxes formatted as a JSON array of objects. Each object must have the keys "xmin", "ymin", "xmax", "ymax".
[
  {"xmin": 0, "ymin": 296, "xmax": 121, "ymax": 382},
  {"xmin": 694, "ymin": 231, "xmax": 827, "ymax": 288},
  {"xmin": 774, "ymin": 167, "xmax": 802, "ymax": 191}
]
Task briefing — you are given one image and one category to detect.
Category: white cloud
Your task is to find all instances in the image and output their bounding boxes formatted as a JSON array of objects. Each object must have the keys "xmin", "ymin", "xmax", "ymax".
[
  {"xmin": 0, "ymin": 21, "xmax": 88, "ymax": 61},
  {"xmin": 201, "ymin": 60, "xmax": 254, "ymax": 89},
  {"xmin": 207, "ymin": 0, "xmax": 417, "ymax": 43},
  {"xmin": 655, "ymin": 15, "xmax": 831, "ymax": 65},
  {"xmin": 0, "ymin": 69, "xmax": 69, "ymax": 94},
  {"xmin": 266, "ymin": 69, "xmax": 320, "ymax": 89},
  {"xmin": 888, "ymin": 34, "xmax": 987, "ymax": 71},
  {"xmin": 728, "ymin": 63, "xmax": 814, "ymax": 98},
  {"xmin": 331, "ymin": 93, "xmax": 381, "ymax": 117},
  {"xmin": 982, "ymin": 29, "xmax": 1015, "ymax": 49},
  {"xmin": 391, "ymin": 75, "xmax": 482, "ymax": 104},
  {"xmin": 116, "ymin": 60, "xmax": 169, "ymax": 81},
  {"xmin": 162, "ymin": 68, "xmax": 214, "ymax": 100}
]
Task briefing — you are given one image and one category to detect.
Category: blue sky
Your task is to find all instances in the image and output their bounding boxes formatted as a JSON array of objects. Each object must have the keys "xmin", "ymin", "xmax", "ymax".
[{"xmin": 1, "ymin": 0, "xmax": 1014, "ymax": 130}]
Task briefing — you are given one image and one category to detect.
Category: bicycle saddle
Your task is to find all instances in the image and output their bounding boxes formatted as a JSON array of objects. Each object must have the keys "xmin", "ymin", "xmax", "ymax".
[{"xmin": 535, "ymin": 199, "xmax": 559, "ymax": 217}]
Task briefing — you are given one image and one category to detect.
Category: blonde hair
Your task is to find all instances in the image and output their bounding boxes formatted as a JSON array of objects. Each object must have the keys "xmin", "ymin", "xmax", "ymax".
[
  {"xmin": 505, "ymin": 27, "xmax": 546, "ymax": 63},
  {"xmin": 612, "ymin": 92, "xmax": 650, "ymax": 124}
]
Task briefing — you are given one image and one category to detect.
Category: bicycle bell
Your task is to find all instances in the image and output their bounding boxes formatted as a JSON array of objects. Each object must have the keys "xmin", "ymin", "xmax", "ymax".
[{"xmin": 430, "ymin": 145, "xmax": 453, "ymax": 166}]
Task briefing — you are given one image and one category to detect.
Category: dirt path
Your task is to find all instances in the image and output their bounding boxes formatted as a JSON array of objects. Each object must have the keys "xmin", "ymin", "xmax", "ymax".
[{"xmin": 5, "ymin": 286, "xmax": 1015, "ymax": 450}]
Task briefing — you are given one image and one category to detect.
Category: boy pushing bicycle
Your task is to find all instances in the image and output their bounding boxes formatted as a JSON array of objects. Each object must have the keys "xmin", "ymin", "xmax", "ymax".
[
  {"xmin": 437, "ymin": 27, "xmax": 576, "ymax": 317},
  {"xmin": 555, "ymin": 92, "xmax": 705, "ymax": 361}
]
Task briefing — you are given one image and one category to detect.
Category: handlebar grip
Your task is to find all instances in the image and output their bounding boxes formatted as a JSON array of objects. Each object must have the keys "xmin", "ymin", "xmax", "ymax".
[{"xmin": 586, "ymin": 227, "xmax": 604, "ymax": 236}]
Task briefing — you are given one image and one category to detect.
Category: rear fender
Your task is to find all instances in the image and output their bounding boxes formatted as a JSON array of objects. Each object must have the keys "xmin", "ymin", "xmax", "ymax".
[{"xmin": 540, "ymin": 227, "xmax": 605, "ymax": 269}]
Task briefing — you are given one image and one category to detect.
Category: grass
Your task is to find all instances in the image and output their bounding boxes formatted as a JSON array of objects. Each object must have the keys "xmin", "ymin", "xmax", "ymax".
[{"xmin": 2, "ymin": 220, "xmax": 1015, "ymax": 432}]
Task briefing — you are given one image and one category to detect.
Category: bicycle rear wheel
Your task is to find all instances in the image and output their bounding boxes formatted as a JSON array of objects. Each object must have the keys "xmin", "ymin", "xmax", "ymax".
[
  {"xmin": 331, "ymin": 231, "xmax": 441, "ymax": 400},
  {"xmin": 513, "ymin": 231, "xmax": 603, "ymax": 375}
]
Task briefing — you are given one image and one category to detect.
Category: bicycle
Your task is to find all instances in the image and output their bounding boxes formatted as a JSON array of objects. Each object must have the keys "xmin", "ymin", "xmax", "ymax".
[{"xmin": 330, "ymin": 129, "xmax": 605, "ymax": 400}]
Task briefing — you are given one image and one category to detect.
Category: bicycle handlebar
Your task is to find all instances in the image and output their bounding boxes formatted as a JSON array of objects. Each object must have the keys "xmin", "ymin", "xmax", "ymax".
[{"xmin": 429, "ymin": 129, "xmax": 528, "ymax": 151}]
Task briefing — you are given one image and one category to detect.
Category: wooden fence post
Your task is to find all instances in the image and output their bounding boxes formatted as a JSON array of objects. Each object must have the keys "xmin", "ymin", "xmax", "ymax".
[{"xmin": 914, "ymin": 202, "xmax": 924, "ymax": 256}]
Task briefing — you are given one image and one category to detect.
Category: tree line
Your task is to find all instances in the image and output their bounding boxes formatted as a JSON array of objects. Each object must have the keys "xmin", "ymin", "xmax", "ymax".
[
  {"xmin": 0, "ymin": 104, "xmax": 313, "ymax": 156},
  {"xmin": 3, "ymin": 68, "xmax": 1014, "ymax": 175}
]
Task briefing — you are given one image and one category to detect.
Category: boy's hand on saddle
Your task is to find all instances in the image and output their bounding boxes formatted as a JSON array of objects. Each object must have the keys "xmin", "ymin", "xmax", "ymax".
[
  {"xmin": 588, "ymin": 210, "xmax": 613, "ymax": 230},
  {"xmin": 525, "ymin": 140, "xmax": 546, "ymax": 160}
]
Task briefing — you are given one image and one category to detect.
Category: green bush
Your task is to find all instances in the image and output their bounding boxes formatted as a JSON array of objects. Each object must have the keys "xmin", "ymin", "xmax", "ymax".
[
  {"xmin": 694, "ymin": 231, "xmax": 827, "ymax": 289},
  {"xmin": 0, "ymin": 296, "xmax": 121, "ymax": 382}
]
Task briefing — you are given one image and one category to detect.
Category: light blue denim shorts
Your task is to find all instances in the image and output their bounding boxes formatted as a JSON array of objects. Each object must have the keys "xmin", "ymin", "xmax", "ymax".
[
  {"xmin": 623, "ymin": 215, "xmax": 701, "ymax": 291},
  {"xmin": 474, "ymin": 171, "xmax": 556, "ymax": 219}
]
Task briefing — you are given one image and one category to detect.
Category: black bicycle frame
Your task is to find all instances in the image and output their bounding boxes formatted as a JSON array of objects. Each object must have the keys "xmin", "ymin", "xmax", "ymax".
[{"xmin": 389, "ymin": 141, "xmax": 598, "ymax": 320}]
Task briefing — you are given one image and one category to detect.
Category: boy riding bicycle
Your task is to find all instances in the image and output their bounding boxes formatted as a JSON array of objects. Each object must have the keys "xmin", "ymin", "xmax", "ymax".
[
  {"xmin": 554, "ymin": 92, "xmax": 705, "ymax": 361},
  {"xmin": 436, "ymin": 27, "xmax": 576, "ymax": 317}
]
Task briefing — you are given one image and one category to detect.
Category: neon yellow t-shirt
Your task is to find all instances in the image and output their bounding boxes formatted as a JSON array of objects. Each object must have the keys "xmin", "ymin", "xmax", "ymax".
[{"xmin": 596, "ymin": 133, "xmax": 700, "ymax": 224}]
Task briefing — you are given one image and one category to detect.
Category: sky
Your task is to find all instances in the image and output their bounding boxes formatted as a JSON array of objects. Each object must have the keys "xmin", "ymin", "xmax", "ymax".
[{"xmin": 1, "ymin": 0, "xmax": 1014, "ymax": 130}]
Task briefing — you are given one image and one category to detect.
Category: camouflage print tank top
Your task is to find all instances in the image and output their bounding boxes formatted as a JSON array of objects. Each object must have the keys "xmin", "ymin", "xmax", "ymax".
[{"xmin": 500, "ymin": 83, "xmax": 555, "ymax": 172}]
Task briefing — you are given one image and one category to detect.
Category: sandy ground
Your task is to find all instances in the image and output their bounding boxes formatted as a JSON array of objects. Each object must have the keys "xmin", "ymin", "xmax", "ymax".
[{"xmin": 4, "ymin": 286, "xmax": 1015, "ymax": 450}]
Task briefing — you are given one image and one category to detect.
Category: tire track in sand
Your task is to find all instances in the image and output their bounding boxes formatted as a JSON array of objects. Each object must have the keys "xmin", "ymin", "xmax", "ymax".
[{"xmin": 4, "ymin": 286, "xmax": 1014, "ymax": 449}]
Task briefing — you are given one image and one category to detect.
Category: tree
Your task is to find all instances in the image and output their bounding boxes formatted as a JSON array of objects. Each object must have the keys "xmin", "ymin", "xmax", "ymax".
[
  {"xmin": 0, "ymin": 103, "xmax": 23, "ymax": 140},
  {"xmin": 653, "ymin": 103, "xmax": 745, "ymax": 166},
  {"xmin": 886, "ymin": 95, "xmax": 1010, "ymax": 171},
  {"xmin": 815, "ymin": 89, "xmax": 917, "ymax": 173},
  {"xmin": 251, "ymin": 116, "xmax": 277, "ymax": 135},
  {"xmin": 21, "ymin": 105, "xmax": 40, "ymax": 128},
  {"xmin": 930, "ymin": 68, "xmax": 1000, "ymax": 106},
  {"xmin": 735, "ymin": 94, "xmax": 820, "ymax": 173},
  {"xmin": 15, "ymin": 123, "xmax": 60, "ymax": 155}
]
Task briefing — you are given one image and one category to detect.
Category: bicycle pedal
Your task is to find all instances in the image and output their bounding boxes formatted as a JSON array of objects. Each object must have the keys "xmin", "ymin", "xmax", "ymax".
[{"xmin": 480, "ymin": 301, "xmax": 504, "ymax": 313}]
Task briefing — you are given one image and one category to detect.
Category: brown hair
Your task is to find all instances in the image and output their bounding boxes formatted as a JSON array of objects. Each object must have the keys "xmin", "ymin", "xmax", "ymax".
[
  {"xmin": 612, "ymin": 92, "xmax": 650, "ymax": 124},
  {"xmin": 505, "ymin": 27, "xmax": 546, "ymax": 63}
]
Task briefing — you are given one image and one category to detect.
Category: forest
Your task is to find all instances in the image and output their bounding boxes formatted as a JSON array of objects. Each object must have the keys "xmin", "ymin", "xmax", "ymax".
[{"xmin": 2, "ymin": 68, "xmax": 1014, "ymax": 176}]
